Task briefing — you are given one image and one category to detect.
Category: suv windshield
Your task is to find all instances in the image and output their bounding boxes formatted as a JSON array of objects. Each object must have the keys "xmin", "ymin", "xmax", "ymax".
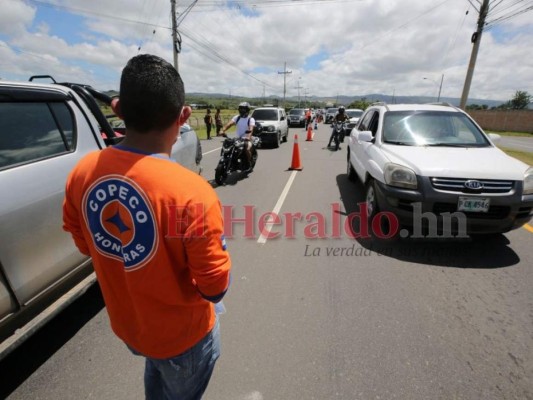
[
  {"xmin": 382, "ymin": 111, "xmax": 490, "ymax": 147},
  {"xmin": 252, "ymin": 109, "xmax": 278, "ymax": 121},
  {"xmin": 289, "ymin": 109, "xmax": 305, "ymax": 116},
  {"xmin": 346, "ymin": 110, "xmax": 363, "ymax": 119}
]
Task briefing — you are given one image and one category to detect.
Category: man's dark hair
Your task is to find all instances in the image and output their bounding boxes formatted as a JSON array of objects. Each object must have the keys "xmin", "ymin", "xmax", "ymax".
[{"xmin": 119, "ymin": 54, "xmax": 185, "ymax": 133}]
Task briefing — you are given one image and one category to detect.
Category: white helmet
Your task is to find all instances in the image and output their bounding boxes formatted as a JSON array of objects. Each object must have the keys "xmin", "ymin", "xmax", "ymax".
[{"xmin": 238, "ymin": 102, "xmax": 251, "ymax": 117}]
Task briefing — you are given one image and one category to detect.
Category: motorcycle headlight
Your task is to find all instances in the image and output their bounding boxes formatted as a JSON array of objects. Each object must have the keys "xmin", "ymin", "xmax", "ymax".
[
  {"xmin": 524, "ymin": 167, "xmax": 533, "ymax": 195},
  {"xmin": 384, "ymin": 163, "xmax": 418, "ymax": 189}
]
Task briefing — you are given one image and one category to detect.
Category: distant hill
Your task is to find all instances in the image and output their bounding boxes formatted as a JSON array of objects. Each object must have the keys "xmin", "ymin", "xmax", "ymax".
[{"xmin": 186, "ymin": 92, "xmax": 505, "ymax": 108}]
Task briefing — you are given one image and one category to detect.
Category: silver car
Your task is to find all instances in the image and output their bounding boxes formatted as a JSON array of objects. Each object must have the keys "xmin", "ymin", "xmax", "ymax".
[{"xmin": 0, "ymin": 78, "xmax": 202, "ymax": 358}]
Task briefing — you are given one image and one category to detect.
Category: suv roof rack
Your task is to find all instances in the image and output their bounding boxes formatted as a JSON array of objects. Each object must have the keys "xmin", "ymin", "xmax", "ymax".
[
  {"xmin": 371, "ymin": 101, "xmax": 390, "ymax": 111},
  {"xmin": 426, "ymin": 101, "xmax": 461, "ymax": 111}
]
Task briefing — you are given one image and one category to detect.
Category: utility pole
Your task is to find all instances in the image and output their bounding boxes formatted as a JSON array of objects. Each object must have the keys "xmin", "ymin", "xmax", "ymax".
[
  {"xmin": 437, "ymin": 74, "xmax": 444, "ymax": 102},
  {"xmin": 171, "ymin": 0, "xmax": 179, "ymax": 71},
  {"xmin": 295, "ymin": 77, "xmax": 303, "ymax": 107},
  {"xmin": 460, "ymin": 0, "xmax": 489, "ymax": 109},
  {"xmin": 278, "ymin": 62, "xmax": 292, "ymax": 109}
]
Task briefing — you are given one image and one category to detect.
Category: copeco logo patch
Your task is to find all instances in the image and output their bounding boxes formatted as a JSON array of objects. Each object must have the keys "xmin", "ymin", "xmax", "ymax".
[{"xmin": 82, "ymin": 175, "xmax": 158, "ymax": 271}]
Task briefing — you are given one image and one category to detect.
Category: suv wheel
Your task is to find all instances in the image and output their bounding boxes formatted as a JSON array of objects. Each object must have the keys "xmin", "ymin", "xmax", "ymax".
[
  {"xmin": 347, "ymin": 153, "xmax": 356, "ymax": 182},
  {"xmin": 365, "ymin": 179, "xmax": 399, "ymax": 241},
  {"xmin": 273, "ymin": 132, "xmax": 281, "ymax": 148}
]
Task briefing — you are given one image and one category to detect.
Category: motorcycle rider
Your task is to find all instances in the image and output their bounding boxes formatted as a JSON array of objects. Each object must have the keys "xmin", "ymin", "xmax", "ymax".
[
  {"xmin": 327, "ymin": 106, "xmax": 349, "ymax": 149},
  {"xmin": 221, "ymin": 102, "xmax": 255, "ymax": 172}
]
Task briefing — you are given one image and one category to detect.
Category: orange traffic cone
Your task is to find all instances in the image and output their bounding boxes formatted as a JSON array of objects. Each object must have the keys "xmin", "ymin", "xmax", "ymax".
[
  {"xmin": 289, "ymin": 134, "xmax": 303, "ymax": 171},
  {"xmin": 306, "ymin": 124, "xmax": 313, "ymax": 141}
]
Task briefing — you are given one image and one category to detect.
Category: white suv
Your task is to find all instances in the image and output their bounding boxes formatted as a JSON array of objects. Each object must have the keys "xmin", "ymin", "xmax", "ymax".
[
  {"xmin": 250, "ymin": 107, "xmax": 289, "ymax": 148},
  {"xmin": 346, "ymin": 102, "xmax": 533, "ymax": 237}
]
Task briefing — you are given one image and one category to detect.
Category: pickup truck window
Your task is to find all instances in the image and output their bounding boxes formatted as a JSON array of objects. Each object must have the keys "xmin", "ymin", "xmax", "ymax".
[
  {"xmin": 50, "ymin": 102, "xmax": 75, "ymax": 149},
  {"xmin": 0, "ymin": 102, "xmax": 72, "ymax": 169}
]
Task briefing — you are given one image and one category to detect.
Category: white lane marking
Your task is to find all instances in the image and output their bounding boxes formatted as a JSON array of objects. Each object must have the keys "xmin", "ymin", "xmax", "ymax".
[
  {"xmin": 241, "ymin": 391, "xmax": 264, "ymax": 400},
  {"xmin": 203, "ymin": 147, "xmax": 221, "ymax": 156},
  {"xmin": 257, "ymin": 170, "xmax": 298, "ymax": 244}
]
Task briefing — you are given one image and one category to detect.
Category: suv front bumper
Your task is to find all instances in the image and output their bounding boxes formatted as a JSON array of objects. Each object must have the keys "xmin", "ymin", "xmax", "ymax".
[{"xmin": 373, "ymin": 177, "xmax": 533, "ymax": 235}]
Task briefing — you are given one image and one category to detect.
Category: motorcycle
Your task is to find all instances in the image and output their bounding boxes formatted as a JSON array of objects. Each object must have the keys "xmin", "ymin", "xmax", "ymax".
[
  {"xmin": 329, "ymin": 121, "xmax": 346, "ymax": 151},
  {"xmin": 215, "ymin": 136, "xmax": 261, "ymax": 185}
]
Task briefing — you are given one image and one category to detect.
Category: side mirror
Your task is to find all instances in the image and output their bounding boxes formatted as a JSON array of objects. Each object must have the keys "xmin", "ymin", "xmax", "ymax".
[{"xmin": 356, "ymin": 131, "xmax": 373, "ymax": 142}]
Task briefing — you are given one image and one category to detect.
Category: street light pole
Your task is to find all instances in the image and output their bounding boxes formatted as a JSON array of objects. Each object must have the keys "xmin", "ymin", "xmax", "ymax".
[{"xmin": 423, "ymin": 74, "xmax": 444, "ymax": 102}]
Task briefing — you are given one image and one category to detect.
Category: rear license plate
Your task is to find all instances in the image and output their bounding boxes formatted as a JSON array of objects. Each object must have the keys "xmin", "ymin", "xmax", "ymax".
[{"xmin": 457, "ymin": 196, "xmax": 490, "ymax": 213}]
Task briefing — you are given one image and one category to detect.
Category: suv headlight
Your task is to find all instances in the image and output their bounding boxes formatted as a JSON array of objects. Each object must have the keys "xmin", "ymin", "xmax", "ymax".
[
  {"xmin": 524, "ymin": 167, "xmax": 533, "ymax": 195},
  {"xmin": 384, "ymin": 163, "xmax": 417, "ymax": 189},
  {"xmin": 266, "ymin": 125, "xmax": 275, "ymax": 133}
]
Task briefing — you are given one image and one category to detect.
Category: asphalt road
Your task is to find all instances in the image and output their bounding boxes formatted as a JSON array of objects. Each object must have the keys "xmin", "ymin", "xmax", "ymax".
[
  {"xmin": 496, "ymin": 135, "xmax": 533, "ymax": 152},
  {"xmin": 2, "ymin": 124, "xmax": 533, "ymax": 400}
]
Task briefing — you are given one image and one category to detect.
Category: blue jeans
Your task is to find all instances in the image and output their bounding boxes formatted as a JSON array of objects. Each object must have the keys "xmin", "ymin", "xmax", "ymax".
[{"xmin": 142, "ymin": 318, "xmax": 220, "ymax": 400}]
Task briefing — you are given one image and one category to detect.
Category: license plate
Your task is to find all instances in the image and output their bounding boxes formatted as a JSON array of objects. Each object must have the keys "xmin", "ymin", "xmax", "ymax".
[{"xmin": 457, "ymin": 196, "xmax": 490, "ymax": 213}]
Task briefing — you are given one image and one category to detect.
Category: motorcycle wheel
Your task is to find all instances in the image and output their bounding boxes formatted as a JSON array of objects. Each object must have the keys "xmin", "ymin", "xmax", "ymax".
[
  {"xmin": 215, "ymin": 163, "xmax": 228, "ymax": 185},
  {"xmin": 250, "ymin": 148, "xmax": 258, "ymax": 169}
]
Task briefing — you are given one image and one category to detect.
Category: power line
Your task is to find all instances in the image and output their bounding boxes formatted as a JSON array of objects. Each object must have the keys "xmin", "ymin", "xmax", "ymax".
[{"xmin": 26, "ymin": 0, "xmax": 275, "ymax": 88}]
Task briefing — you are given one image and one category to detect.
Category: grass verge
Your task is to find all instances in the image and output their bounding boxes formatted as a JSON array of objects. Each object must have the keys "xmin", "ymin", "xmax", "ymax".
[{"xmin": 500, "ymin": 147, "xmax": 533, "ymax": 166}]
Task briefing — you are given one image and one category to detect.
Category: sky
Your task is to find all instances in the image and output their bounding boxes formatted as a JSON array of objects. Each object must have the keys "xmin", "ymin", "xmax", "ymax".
[{"xmin": 1, "ymin": 0, "xmax": 532, "ymax": 104}]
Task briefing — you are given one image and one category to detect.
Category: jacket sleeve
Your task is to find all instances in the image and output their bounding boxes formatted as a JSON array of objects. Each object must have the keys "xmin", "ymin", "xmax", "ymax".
[{"xmin": 183, "ymin": 193, "xmax": 231, "ymax": 302}]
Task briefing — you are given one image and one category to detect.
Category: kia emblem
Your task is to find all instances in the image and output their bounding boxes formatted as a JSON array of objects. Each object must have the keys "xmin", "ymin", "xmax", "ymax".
[{"xmin": 464, "ymin": 180, "xmax": 483, "ymax": 190}]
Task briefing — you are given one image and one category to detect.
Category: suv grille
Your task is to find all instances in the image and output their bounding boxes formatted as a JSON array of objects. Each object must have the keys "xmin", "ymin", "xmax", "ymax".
[{"xmin": 431, "ymin": 177, "xmax": 514, "ymax": 194}]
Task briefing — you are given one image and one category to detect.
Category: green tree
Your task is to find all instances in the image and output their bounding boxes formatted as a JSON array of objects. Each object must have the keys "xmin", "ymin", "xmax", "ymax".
[
  {"xmin": 348, "ymin": 97, "xmax": 372, "ymax": 110},
  {"xmin": 510, "ymin": 90, "xmax": 531, "ymax": 109}
]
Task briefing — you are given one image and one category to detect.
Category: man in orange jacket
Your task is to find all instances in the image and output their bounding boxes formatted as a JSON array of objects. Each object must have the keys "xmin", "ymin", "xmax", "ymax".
[{"xmin": 63, "ymin": 54, "xmax": 231, "ymax": 400}]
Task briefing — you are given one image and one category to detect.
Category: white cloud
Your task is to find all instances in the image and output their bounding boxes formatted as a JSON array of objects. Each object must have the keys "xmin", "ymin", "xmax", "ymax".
[{"xmin": 1, "ymin": 0, "xmax": 531, "ymax": 104}]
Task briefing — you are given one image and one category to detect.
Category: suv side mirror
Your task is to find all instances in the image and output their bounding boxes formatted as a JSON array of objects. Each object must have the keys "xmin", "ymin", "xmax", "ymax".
[{"xmin": 356, "ymin": 131, "xmax": 373, "ymax": 142}]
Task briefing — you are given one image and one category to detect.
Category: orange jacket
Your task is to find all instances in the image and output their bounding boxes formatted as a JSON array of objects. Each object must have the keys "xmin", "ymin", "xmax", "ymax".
[{"xmin": 63, "ymin": 146, "xmax": 231, "ymax": 358}]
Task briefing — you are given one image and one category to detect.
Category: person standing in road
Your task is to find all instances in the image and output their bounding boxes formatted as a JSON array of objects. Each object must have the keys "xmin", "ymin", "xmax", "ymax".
[
  {"xmin": 305, "ymin": 108, "xmax": 312, "ymax": 129},
  {"xmin": 63, "ymin": 54, "xmax": 231, "ymax": 400},
  {"xmin": 215, "ymin": 108, "xmax": 223, "ymax": 136},
  {"xmin": 204, "ymin": 108, "xmax": 213, "ymax": 140}
]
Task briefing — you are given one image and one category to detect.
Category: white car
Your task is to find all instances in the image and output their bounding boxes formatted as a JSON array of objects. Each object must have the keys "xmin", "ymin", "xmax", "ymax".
[
  {"xmin": 344, "ymin": 108, "xmax": 364, "ymax": 136},
  {"xmin": 250, "ymin": 107, "xmax": 289, "ymax": 148},
  {"xmin": 346, "ymin": 102, "xmax": 533, "ymax": 237}
]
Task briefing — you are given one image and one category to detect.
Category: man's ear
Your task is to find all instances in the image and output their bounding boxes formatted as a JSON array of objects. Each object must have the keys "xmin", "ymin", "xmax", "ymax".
[
  {"xmin": 179, "ymin": 106, "xmax": 192, "ymax": 125},
  {"xmin": 111, "ymin": 98, "xmax": 123, "ymax": 119}
]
